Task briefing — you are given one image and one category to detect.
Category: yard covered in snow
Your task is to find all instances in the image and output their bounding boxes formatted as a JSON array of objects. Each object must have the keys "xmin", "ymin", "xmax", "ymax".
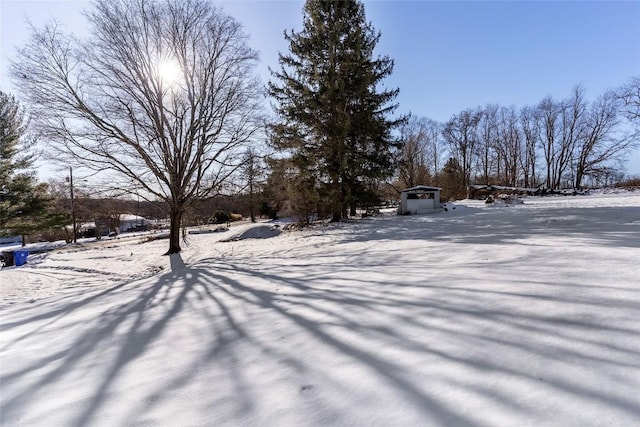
[{"xmin": 1, "ymin": 192, "xmax": 639, "ymax": 426}]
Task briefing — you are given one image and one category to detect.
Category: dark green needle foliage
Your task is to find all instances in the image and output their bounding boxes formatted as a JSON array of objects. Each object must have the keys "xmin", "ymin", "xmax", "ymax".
[
  {"xmin": 1, "ymin": 91, "xmax": 68, "ymax": 245},
  {"xmin": 269, "ymin": 0, "xmax": 405, "ymax": 222}
]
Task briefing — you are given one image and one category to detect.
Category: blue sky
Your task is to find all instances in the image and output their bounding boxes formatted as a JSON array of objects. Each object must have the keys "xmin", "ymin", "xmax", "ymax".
[{"xmin": 1, "ymin": 0, "xmax": 639, "ymax": 174}]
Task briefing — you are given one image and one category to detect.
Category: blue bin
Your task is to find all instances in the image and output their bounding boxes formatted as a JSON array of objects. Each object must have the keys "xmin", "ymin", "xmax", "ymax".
[{"xmin": 13, "ymin": 250, "xmax": 29, "ymax": 266}]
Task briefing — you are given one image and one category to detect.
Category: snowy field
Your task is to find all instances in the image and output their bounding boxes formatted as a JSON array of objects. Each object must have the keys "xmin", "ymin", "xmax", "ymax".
[{"xmin": 1, "ymin": 192, "xmax": 639, "ymax": 426}]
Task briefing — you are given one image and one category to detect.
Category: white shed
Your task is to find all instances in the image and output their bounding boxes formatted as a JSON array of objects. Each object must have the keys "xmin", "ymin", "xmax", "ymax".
[{"xmin": 398, "ymin": 185, "xmax": 443, "ymax": 215}]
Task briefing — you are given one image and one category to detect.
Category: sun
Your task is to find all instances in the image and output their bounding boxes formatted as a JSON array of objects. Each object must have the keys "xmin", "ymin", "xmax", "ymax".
[{"xmin": 157, "ymin": 59, "xmax": 181, "ymax": 86}]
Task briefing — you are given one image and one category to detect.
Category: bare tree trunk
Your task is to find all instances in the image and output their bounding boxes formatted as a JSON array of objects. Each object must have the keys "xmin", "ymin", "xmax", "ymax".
[
  {"xmin": 331, "ymin": 177, "xmax": 342, "ymax": 222},
  {"xmin": 249, "ymin": 178, "xmax": 255, "ymax": 223},
  {"xmin": 575, "ymin": 168, "xmax": 585, "ymax": 190},
  {"xmin": 166, "ymin": 206, "xmax": 183, "ymax": 255}
]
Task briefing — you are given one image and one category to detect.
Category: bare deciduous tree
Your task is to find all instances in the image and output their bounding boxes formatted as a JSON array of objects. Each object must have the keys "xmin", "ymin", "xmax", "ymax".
[
  {"xmin": 617, "ymin": 76, "xmax": 640, "ymax": 123},
  {"xmin": 555, "ymin": 86, "xmax": 587, "ymax": 188},
  {"xmin": 574, "ymin": 90, "xmax": 631, "ymax": 188},
  {"xmin": 397, "ymin": 116, "xmax": 431, "ymax": 188},
  {"xmin": 424, "ymin": 118, "xmax": 446, "ymax": 187},
  {"xmin": 536, "ymin": 96, "xmax": 561, "ymax": 189},
  {"xmin": 10, "ymin": 0, "xmax": 263, "ymax": 254},
  {"xmin": 443, "ymin": 108, "xmax": 481, "ymax": 192},
  {"xmin": 519, "ymin": 105, "xmax": 539, "ymax": 188},
  {"xmin": 396, "ymin": 115, "xmax": 447, "ymax": 190},
  {"xmin": 240, "ymin": 147, "xmax": 265, "ymax": 223},
  {"xmin": 476, "ymin": 104, "xmax": 499, "ymax": 184},
  {"xmin": 496, "ymin": 106, "xmax": 523, "ymax": 187},
  {"xmin": 616, "ymin": 76, "xmax": 640, "ymax": 145}
]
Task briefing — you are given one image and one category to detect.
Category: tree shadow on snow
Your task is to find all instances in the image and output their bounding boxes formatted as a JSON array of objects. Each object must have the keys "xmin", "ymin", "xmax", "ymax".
[
  {"xmin": 355, "ymin": 205, "xmax": 640, "ymax": 249},
  {"xmin": 2, "ymin": 244, "xmax": 640, "ymax": 426}
]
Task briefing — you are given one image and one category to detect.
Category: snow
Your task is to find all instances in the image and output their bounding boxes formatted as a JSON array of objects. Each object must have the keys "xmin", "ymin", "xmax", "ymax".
[{"xmin": 1, "ymin": 192, "xmax": 639, "ymax": 426}]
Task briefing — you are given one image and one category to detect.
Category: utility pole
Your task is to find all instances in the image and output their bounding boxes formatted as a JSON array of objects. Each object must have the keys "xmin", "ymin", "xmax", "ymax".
[
  {"xmin": 136, "ymin": 184, "xmax": 140, "ymax": 230},
  {"xmin": 69, "ymin": 166, "xmax": 77, "ymax": 243}
]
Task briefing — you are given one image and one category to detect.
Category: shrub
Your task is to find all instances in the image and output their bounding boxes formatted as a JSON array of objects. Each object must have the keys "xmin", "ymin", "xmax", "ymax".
[
  {"xmin": 615, "ymin": 176, "xmax": 640, "ymax": 189},
  {"xmin": 210, "ymin": 211, "xmax": 230, "ymax": 224}
]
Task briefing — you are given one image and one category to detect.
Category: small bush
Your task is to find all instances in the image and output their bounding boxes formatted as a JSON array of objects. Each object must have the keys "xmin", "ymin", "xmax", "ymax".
[
  {"xmin": 259, "ymin": 201, "xmax": 278, "ymax": 219},
  {"xmin": 210, "ymin": 211, "xmax": 230, "ymax": 224},
  {"xmin": 615, "ymin": 176, "xmax": 640, "ymax": 189}
]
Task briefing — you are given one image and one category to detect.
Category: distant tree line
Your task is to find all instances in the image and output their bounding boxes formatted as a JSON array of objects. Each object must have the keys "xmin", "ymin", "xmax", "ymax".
[{"xmin": 394, "ymin": 81, "xmax": 639, "ymax": 200}]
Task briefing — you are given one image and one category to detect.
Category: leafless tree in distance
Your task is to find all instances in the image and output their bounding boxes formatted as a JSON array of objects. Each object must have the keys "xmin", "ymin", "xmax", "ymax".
[
  {"xmin": 616, "ymin": 76, "xmax": 640, "ymax": 146},
  {"xmin": 574, "ymin": 90, "xmax": 632, "ymax": 188},
  {"xmin": 397, "ymin": 116, "xmax": 432, "ymax": 189},
  {"xmin": 617, "ymin": 76, "xmax": 640, "ymax": 123},
  {"xmin": 476, "ymin": 104, "xmax": 499, "ymax": 185},
  {"xmin": 240, "ymin": 147, "xmax": 265, "ymax": 223},
  {"xmin": 442, "ymin": 108, "xmax": 481, "ymax": 193},
  {"xmin": 519, "ymin": 105, "xmax": 540, "ymax": 188}
]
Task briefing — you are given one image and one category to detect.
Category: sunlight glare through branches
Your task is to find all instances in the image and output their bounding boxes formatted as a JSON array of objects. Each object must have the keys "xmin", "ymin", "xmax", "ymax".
[{"xmin": 156, "ymin": 58, "xmax": 181, "ymax": 88}]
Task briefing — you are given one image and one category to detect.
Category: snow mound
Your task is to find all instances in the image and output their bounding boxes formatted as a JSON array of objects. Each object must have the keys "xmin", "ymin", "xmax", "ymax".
[
  {"xmin": 484, "ymin": 194, "xmax": 524, "ymax": 207},
  {"xmin": 222, "ymin": 224, "xmax": 282, "ymax": 241},
  {"xmin": 188, "ymin": 226, "xmax": 229, "ymax": 234}
]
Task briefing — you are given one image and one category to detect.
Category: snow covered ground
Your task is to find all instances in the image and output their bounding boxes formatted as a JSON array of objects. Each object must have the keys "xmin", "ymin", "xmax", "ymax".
[{"xmin": 1, "ymin": 192, "xmax": 639, "ymax": 426}]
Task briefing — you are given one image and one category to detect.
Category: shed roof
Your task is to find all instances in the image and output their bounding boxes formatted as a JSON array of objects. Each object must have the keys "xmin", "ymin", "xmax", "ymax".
[
  {"xmin": 401, "ymin": 185, "xmax": 442, "ymax": 193},
  {"xmin": 119, "ymin": 214, "xmax": 148, "ymax": 222}
]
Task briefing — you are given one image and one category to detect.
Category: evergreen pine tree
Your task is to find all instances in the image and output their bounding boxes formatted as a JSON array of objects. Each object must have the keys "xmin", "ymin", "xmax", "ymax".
[
  {"xmin": 440, "ymin": 157, "xmax": 466, "ymax": 201},
  {"xmin": 268, "ymin": 0, "xmax": 403, "ymax": 222},
  {"xmin": 0, "ymin": 91, "xmax": 67, "ymax": 245}
]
